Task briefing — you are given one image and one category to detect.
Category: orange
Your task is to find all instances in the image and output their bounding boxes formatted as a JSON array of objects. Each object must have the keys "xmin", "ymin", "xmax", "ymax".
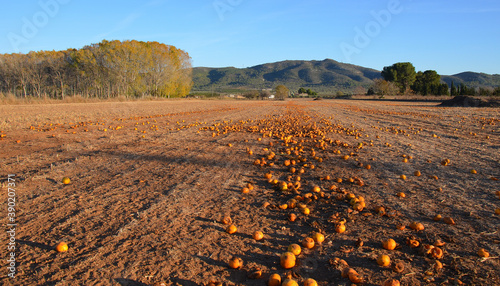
[
  {"xmin": 268, "ymin": 274, "xmax": 281, "ymax": 286},
  {"xmin": 335, "ymin": 223, "xmax": 346, "ymax": 233},
  {"xmin": 302, "ymin": 237, "xmax": 315, "ymax": 249},
  {"xmin": 409, "ymin": 221, "xmax": 424, "ymax": 231},
  {"xmin": 253, "ymin": 231, "xmax": 264, "ymax": 241},
  {"xmin": 312, "ymin": 232, "xmax": 325, "ymax": 244},
  {"xmin": 303, "ymin": 278, "xmax": 318, "ymax": 286},
  {"xmin": 377, "ymin": 254, "xmax": 391, "ymax": 266},
  {"xmin": 226, "ymin": 224, "xmax": 237, "ymax": 234},
  {"xmin": 62, "ymin": 177, "xmax": 71, "ymax": 185},
  {"xmin": 55, "ymin": 242, "xmax": 68, "ymax": 252},
  {"xmin": 382, "ymin": 238, "xmax": 397, "ymax": 250},
  {"xmin": 280, "ymin": 252, "xmax": 296, "ymax": 269},
  {"xmin": 383, "ymin": 279, "xmax": 400, "ymax": 286},
  {"xmin": 478, "ymin": 248, "xmax": 490, "ymax": 258},
  {"xmin": 281, "ymin": 278, "xmax": 298, "ymax": 286},
  {"xmin": 287, "ymin": 244, "xmax": 301, "ymax": 256},
  {"xmin": 228, "ymin": 256, "xmax": 243, "ymax": 269}
]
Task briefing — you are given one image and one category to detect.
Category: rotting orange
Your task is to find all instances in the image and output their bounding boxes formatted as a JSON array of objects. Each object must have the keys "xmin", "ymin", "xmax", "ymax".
[
  {"xmin": 228, "ymin": 256, "xmax": 243, "ymax": 269},
  {"xmin": 280, "ymin": 252, "xmax": 296, "ymax": 269},
  {"xmin": 409, "ymin": 221, "xmax": 424, "ymax": 231},
  {"xmin": 281, "ymin": 278, "xmax": 298, "ymax": 286},
  {"xmin": 383, "ymin": 279, "xmax": 400, "ymax": 286},
  {"xmin": 221, "ymin": 216, "xmax": 232, "ymax": 225},
  {"xmin": 478, "ymin": 248, "xmax": 490, "ymax": 258},
  {"xmin": 335, "ymin": 222, "xmax": 346, "ymax": 233},
  {"xmin": 302, "ymin": 237, "xmax": 315, "ymax": 249},
  {"xmin": 312, "ymin": 232, "xmax": 325, "ymax": 244},
  {"xmin": 288, "ymin": 244, "xmax": 301, "ymax": 256},
  {"xmin": 253, "ymin": 231, "xmax": 264, "ymax": 241}
]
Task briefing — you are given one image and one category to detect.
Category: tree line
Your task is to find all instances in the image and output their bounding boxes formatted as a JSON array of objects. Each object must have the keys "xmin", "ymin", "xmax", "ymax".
[
  {"xmin": 368, "ymin": 62, "xmax": 500, "ymax": 96},
  {"xmin": 0, "ymin": 40, "xmax": 192, "ymax": 99}
]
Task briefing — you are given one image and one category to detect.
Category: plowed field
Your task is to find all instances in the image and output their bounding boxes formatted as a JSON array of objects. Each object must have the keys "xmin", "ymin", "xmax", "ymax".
[{"xmin": 1, "ymin": 99, "xmax": 499, "ymax": 286}]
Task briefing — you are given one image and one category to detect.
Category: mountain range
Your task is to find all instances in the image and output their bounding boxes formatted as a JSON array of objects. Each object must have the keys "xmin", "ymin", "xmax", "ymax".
[{"xmin": 192, "ymin": 59, "xmax": 500, "ymax": 94}]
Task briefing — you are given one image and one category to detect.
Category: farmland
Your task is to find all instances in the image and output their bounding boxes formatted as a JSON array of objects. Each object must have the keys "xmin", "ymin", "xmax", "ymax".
[{"xmin": 1, "ymin": 99, "xmax": 499, "ymax": 286}]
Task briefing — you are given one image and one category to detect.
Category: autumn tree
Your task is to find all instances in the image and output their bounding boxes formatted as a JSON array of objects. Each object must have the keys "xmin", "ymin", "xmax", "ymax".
[
  {"xmin": 259, "ymin": 89, "xmax": 271, "ymax": 100},
  {"xmin": 243, "ymin": 90, "xmax": 259, "ymax": 99},
  {"xmin": 0, "ymin": 40, "xmax": 192, "ymax": 99},
  {"xmin": 370, "ymin": 79, "xmax": 399, "ymax": 96},
  {"xmin": 275, "ymin": 84, "xmax": 289, "ymax": 100}
]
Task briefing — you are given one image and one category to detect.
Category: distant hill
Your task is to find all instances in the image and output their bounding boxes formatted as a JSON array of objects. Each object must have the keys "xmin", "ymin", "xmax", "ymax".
[
  {"xmin": 192, "ymin": 59, "xmax": 381, "ymax": 93},
  {"xmin": 441, "ymin": 72, "xmax": 500, "ymax": 89},
  {"xmin": 192, "ymin": 59, "xmax": 500, "ymax": 94}
]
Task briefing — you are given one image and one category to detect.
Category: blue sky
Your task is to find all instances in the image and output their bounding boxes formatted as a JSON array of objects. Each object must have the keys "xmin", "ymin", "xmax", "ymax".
[{"xmin": 1, "ymin": 0, "xmax": 499, "ymax": 75}]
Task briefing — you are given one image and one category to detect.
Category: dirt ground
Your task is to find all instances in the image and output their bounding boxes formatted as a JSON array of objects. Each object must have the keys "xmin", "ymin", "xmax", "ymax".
[{"xmin": 1, "ymin": 99, "xmax": 499, "ymax": 286}]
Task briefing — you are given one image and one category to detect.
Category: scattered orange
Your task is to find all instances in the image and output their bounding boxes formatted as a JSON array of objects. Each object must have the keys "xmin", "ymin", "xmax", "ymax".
[
  {"xmin": 478, "ymin": 248, "xmax": 490, "ymax": 258},
  {"xmin": 55, "ymin": 242, "xmax": 68, "ymax": 252},
  {"xmin": 62, "ymin": 177, "xmax": 71, "ymax": 185},
  {"xmin": 287, "ymin": 244, "xmax": 301, "ymax": 256},
  {"xmin": 281, "ymin": 278, "xmax": 298, "ymax": 286},
  {"xmin": 335, "ymin": 223, "xmax": 346, "ymax": 233},
  {"xmin": 312, "ymin": 232, "xmax": 325, "ymax": 244},
  {"xmin": 409, "ymin": 221, "xmax": 424, "ymax": 231},
  {"xmin": 302, "ymin": 237, "xmax": 315, "ymax": 249},
  {"xmin": 377, "ymin": 254, "xmax": 391, "ymax": 266},
  {"xmin": 228, "ymin": 256, "xmax": 243, "ymax": 269},
  {"xmin": 382, "ymin": 238, "xmax": 397, "ymax": 250},
  {"xmin": 253, "ymin": 231, "xmax": 264, "ymax": 241},
  {"xmin": 268, "ymin": 274, "xmax": 281, "ymax": 286},
  {"xmin": 221, "ymin": 216, "xmax": 232, "ymax": 225},
  {"xmin": 443, "ymin": 217, "xmax": 455, "ymax": 225},
  {"xmin": 383, "ymin": 279, "xmax": 400, "ymax": 286},
  {"xmin": 226, "ymin": 224, "xmax": 237, "ymax": 234},
  {"xmin": 280, "ymin": 252, "xmax": 296, "ymax": 269},
  {"xmin": 303, "ymin": 278, "xmax": 318, "ymax": 286}
]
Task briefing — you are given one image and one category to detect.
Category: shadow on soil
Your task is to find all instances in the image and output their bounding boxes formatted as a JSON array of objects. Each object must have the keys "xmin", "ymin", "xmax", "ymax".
[
  {"xmin": 18, "ymin": 240, "xmax": 53, "ymax": 250},
  {"xmin": 114, "ymin": 278, "xmax": 150, "ymax": 286}
]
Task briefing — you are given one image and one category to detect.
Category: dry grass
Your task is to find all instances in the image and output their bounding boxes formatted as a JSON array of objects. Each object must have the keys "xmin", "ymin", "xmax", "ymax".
[{"xmin": 0, "ymin": 92, "xmax": 188, "ymax": 105}]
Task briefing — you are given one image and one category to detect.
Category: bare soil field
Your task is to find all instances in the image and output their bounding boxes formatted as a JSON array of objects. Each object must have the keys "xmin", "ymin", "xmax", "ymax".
[{"xmin": 1, "ymin": 99, "xmax": 499, "ymax": 286}]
